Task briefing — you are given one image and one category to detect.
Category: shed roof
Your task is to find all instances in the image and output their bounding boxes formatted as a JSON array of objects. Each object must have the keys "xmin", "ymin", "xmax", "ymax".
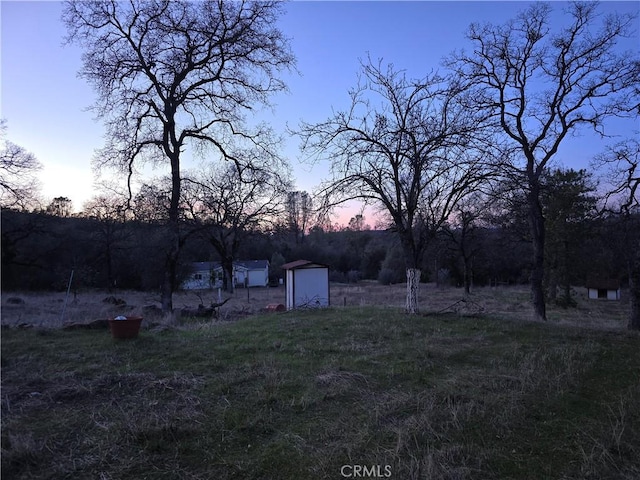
[
  {"xmin": 188, "ymin": 260, "xmax": 268, "ymax": 273},
  {"xmin": 586, "ymin": 278, "xmax": 620, "ymax": 290},
  {"xmin": 235, "ymin": 260, "xmax": 269, "ymax": 270},
  {"xmin": 189, "ymin": 261, "xmax": 219, "ymax": 272},
  {"xmin": 282, "ymin": 259, "xmax": 329, "ymax": 270}
]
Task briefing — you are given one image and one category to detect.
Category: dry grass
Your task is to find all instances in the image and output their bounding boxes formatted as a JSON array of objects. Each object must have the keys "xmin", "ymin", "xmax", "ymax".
[
  {"xmin": 1, "ymin": 305, "xmax": 639, "ymax": 479},
  {"xmin": 1, "ymin": 282, "xmax": 631, "ymax": 330},
  {"xmin": 0, "ymin": 281, "xmax": 633, "ymax": 477},
  {"xmin": 0, "ymin": 287, "xmax": 287, "ymax": 328}
]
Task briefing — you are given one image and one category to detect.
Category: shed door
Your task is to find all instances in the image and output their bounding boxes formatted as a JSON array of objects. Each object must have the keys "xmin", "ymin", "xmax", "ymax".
[{"xmin": 294, "ymin": 268, "xmax": 329, "ymax": 308}]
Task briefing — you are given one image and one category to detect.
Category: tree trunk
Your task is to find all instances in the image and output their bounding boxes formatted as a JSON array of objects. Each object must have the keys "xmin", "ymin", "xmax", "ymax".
[
  {"xmin": 463, "ymin": 256, "xmax": 472, "ymax": 295},
  {"xmin": 222, "ymin": 258, "xmax": 235, "ymax": 294},
  {"xmin": 161, "ymin": 257, "xmax": 174, "ymax": 312},
  {"xmin": 548, "ymin": 276, "xmax": 558, "ymax": 303},
  {"xmin": 629, "ymin": 238, "xmax": 640, "ymax": 330},
  {"xmin": 544, "ymin": 237, "xmax": 559, "ymax": 304},
  {"xmin": 161, "ymin": 222, "xmax": 180, "ymax": 313},
  {"xmin": 161, "ymin": 151, "xmax": 182, "ymax": 313},
  {"xmin": 406, "ymin": 268, "xmax": 420, "ymax": 314},
  {"xmin": 106, "ymin": 238, "xmax": 114, "ymax": 293},
  {"xmin": 560, "ymin": 239, "xmax": 575, "ymax": 307},
  {"xmin": 528, "ymin": 187, "xmax": 547, "ymax": 321}
]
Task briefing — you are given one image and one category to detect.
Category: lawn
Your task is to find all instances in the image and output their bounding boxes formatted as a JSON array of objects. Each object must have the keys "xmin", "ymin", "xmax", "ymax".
[{"xmin": 2, "ymin": 306, "xmax": 639, "ymax": 479}]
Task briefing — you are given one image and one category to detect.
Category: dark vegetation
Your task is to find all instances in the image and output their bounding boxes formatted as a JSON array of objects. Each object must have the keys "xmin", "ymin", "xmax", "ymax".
[{"xmin": 2, "ymin": 201, "xmax": 638, "ymax": 299}]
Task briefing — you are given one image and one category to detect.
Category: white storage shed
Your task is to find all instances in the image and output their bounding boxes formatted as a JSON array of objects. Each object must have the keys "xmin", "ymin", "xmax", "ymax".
[
  {"xmin": 586, "ymin": 279, "xmax": 621, "ymax": 301},
  {"xmin": 234, "ymin": 260, "xmax": 270, "ymax": 287},
  {"xmin": 282, "ymin": 260, "xmax": 330, "ymax": 310}
]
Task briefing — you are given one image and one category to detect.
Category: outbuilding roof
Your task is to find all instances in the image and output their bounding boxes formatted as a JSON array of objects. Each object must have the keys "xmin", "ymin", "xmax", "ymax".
[
  {"xmin": 189, "ymin": 261, "xmax": 219, "ymax": 272},
  {"xmin": 235, "ymin": 260, "xmax": 269, "ymax": 270},
  {"xmin": 281, "ymin": 259, "xmax": 329, "ymax": 270},
  {"xmin": 586, "ymin": 278, "xmax": 620, "ymax": 290},
  {"xmin": 188, "ymin": 260, "xmax": 269, "ymax": 273}
]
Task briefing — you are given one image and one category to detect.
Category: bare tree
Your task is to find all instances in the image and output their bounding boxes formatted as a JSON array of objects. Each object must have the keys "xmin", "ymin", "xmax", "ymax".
[
  {"xmin": 347, "ymin": 213, "xmax": 367, "ymax": 232},
  {"xmin": 286, "ymin": 190, "xmax": 312, "ymax": 244},
  {"xmin": 298, "ymin": 59, "xmax": 494, "ymax": 313},
  {"xmin": 46, "ymin": 197, "xmax": 73, "ymax": 217},
  {"xmin": 0, "ymin": 120, "xmax": 42, "ymax": 210},
  {"xmin": 594, "ymin": 138, "xmax": 640, "ymax": 330},
  {"xmin": 182, "ymin": 155, "xmax": 290, "ymax": 292},
  {"xmin": 82, "ymin": 195, "xmax": 131, "ymax": 291},
  {"xmin": 448, "ymin": 2, "xmax": 639, "ymax": 321},
  {"xmin": 442, "ymin": 193, "xmax": 491, "ymax": 295},
  {"xmin": 132, "ymin": 182, "xmax": 171, "ymax": 224},
  {"xmin": 63, "ymin": 0, "xmax": 294, "ymax": 311}
]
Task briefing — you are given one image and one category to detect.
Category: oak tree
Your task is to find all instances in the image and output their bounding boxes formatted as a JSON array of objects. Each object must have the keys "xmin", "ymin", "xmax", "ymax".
[
  {"xmin": 442, "ymin": 193, "xmax": 491, "ymax": 295},
  {"xmin": 286, "ymin": 190, "xmax": 313, "ymax": 245},
  {"xmin": 182, "ymin": 155, "xmax": 290, "ymax": 292},
  {"xmin": 449, "ymin": 2, "xmax": 639, "ymax": 320},
  {"xmin": 64, "ymin": 0, "xmax": 294, "ymax": 311},
  {"xmin": 594, "ymin": 138, "xmax": 640, "ymax": 330},
  {"xmin": 82, "ymin": 195, "xmax": 132, "ymax": 291},
  {"xmin": 298, "ymin": 59, "xmax": 493, "ymax": 313},
  {"xmin": 0, "ymin": 120, "xmax": 42, "ymax": 210}
]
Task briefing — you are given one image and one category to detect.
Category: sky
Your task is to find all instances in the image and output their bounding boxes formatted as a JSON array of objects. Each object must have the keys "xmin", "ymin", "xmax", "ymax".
[{"xmin": 1, "ymin": 0, "xmax": 639, "ymax": 220}]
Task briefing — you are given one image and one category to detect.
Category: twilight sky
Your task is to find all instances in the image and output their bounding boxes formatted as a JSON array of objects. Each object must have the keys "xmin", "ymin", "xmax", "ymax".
[{"xmin": 1, "ymin": 1, "xmax": 638, "ymax": 217}]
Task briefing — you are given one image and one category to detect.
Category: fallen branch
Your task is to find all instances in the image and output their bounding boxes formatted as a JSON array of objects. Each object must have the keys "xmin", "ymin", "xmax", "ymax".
[
  {"xmin": 436, "ymin": 297, "xmax": 485, "ymax": 316},
  {"xmin": 179, "ymin": 298, "xmax": 231, "ymax": 319}
]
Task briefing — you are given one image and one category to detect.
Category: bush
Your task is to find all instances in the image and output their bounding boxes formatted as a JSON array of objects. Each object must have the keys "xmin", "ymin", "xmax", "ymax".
[
  {"xmin": 329, "ymin": 271, "xmax": 347, "ymax": 283},
  {"xmin": 346, "ymin": 270, "xmax": 361, "ymax": 283},
  {"xmin": 378, "ymin": 268, "xmax": 403, "ymax": 285}
]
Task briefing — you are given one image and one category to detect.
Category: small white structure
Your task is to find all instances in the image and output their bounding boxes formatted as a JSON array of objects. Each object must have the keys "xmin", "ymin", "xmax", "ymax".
[
  {"xmin": 182, "ymin": 260, "xmax": 269, "ymax": 290},
  {"xmin": 586, "ymin": 279, "xmax": 621, "ymax": 301},
  {"xmin": 182, "ymin": 262, "xmax": 218, "ymax": 290},
  {"xmin": 282, "ymin": 260, "xmax": 330, "ymax": 310},
  {"xmin": 234, "ymin": 260, "xmax": 270, "ymax": 287}
]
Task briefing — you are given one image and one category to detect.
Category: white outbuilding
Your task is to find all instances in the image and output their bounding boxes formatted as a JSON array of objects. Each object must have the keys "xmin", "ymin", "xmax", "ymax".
[
  {"xmin": 586, "ymin": 278, "xmax": 621, "ymax": 301},
  {"xmin": 182, "ymin": 260, "xmax": 269, "ymax": 290},
  {"xmin": 282, "ymin": 260, "xmax": 330, "ymax": 310},
  {"xmin": 234, "ymin": 260, "xmax": 270, "ymax": 288}
]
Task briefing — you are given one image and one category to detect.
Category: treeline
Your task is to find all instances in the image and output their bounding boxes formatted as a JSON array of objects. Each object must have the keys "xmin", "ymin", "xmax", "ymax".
[{"xmin": 3, "ymin": 195, "xmax": 637, "ymax": 302}]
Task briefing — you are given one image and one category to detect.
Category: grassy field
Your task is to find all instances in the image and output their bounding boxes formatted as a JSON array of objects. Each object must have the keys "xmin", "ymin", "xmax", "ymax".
[
  {"xmin": 2, "ymin": 304, "xmax": 639, "ymax": 479},
  {"xmin": 0, "ymin": 282, "xmax": 632, "ymax": 329}
]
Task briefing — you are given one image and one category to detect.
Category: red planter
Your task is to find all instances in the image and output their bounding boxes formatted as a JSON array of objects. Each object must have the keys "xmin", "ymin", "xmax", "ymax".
[
  {"xmin": 108, "ymin": 316, "xmax": 143, "ymax": 339},
  {"xmin": 265, "ymin": 303, "xmax": 286, "ymax": 312}
]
